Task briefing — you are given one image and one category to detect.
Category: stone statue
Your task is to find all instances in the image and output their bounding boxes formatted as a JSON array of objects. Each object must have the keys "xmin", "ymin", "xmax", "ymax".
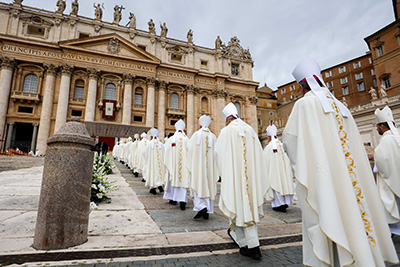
[
  {"xmin": 70, "ymin": 0, "xmax": 79, "ymax": 16},
  {"xmin": 13, "ymin": 0, "xmax": 23, "ymax": 5},
  {"xmin": 369, "ymin": 87, "xmax": 378, "ymax": 100},
  {"xmin": 148, "ymin": 19, "xmax": 156, "ymax": 34},
  {"xmin": 113, "ymin": 5, "xmax": 124, "ymax": 24},
  {"xmin": 215, "ymin": 36, "xmax": 222, "ymax": 50},
  {"xmin": 341, "ymin": 97, "xmax": 348, "ymax": 107},
  {"xmin": 128, "ymin": 12, "xmax": 136, "ymax": 29},
  {"xmin": 379, "ymin": 82, "xmax": 387, "ymax": 97},
  {"xmin": 187, "ymin": 29, "xmax": 193, "ymax": 43},
  {"xmin": 94, "ymin": 3, "xmax": 103, "ymax": 21},
  {"xmin": 56, "ymin": 0, "xmax": 66, "ymax": 14},
  {"xmin": 160, "ymin": 22, "xmax": 168, "ymax": 38}
]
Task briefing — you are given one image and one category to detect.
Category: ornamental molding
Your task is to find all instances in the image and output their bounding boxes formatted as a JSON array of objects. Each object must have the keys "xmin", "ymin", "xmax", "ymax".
[
  {"xmin": 220, "ymin": 36, "xmax": 252, "ymax": 62},
  {"xmin": 107, "ymin": 37, "xmax": 120, "ymax": 54}
]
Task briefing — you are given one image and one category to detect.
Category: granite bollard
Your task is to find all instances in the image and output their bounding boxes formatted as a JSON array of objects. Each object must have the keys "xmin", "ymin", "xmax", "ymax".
[{"xmin": 33, "ymin": 118, "xmax": 95, "ymax": 250}]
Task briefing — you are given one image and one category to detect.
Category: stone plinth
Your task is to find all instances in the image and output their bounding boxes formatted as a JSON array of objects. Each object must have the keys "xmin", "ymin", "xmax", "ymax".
[{"xmin": 33, "ymin": 117, "xmax": 95, "ymax": 250}]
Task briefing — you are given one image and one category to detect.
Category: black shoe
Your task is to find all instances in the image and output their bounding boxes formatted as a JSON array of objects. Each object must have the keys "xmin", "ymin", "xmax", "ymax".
[
  {"xmin": 149, "ymin": 188, "xmax": 157, "ymax": 195},
  {"xmin": 227, "ymin": 228, "xmax": 239, "ymax": 248},
  {"xmin": 239, "ymin": 246, "xmax": 262, "ymax": 260},
  {"xmin": 194, "ymin": 208, "xmax": 207, "ymax": 219},
  {"xmin": 134, "ymin": 172, "xmax": 139, "ymax": 177},
  {"xmin": 158, "ymin": 186, "xmax": 164, "ymax": 193},
  {"xmin": 203, "ymin": 212, "xmax": 209, "ymax": 220},
  {"xmin": 179, "ymin": 202, "xmax": 186, "ymax": 211},
  {"xmin": 141, "ymin": 178, "xmax": 146, "ymax": 182},
  {"xmin": 169, "ymin": 200, "xmax": 177, "ymax": 205},
  {"xmin": 273, "ymin": 206, "xmax": 287, "ymax": 213}
]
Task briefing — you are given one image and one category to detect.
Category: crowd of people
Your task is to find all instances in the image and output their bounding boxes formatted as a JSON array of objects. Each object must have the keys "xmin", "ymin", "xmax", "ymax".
[{"xmin": 110, "ymin": 57, "xmax": 400, "ymax": 266}]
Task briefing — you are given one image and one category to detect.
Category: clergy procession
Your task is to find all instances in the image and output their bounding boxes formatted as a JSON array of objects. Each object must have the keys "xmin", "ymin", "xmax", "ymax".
[{"xmin": 110, "ymin": 58, "xmax": 400, "ymax": 266}]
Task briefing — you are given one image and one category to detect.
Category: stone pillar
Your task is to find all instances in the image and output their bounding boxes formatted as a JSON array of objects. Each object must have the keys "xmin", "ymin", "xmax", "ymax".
[
  {"xmin": 54, "ymin": 65, "xmax": 73, "ymax": 133},
  {"xmin": 30, "ymin": 123, "xmax": 39, "ymax": 152},
  {"xmin": 122, "ymin": 74, "xmax": 134, "ymax": 125},
  {"xmin": 33, "ymin": 118, "xmax": 95, "ymax": 250},
  {"xmin": 0, "ymin": 57, "xmax": 15, "ymax": 144},
  {"xmin": 157, "ymin": 81, "xmax": 167, "ymax": 139},
  {"xmin": 84, "ymin": 69, "xmax": 99, "ymax": 122},
  {"xmin": 145, "ymin": 77, "xmax": 156, "ymax": 127},
  {"xmin": 186, "ymin": 85, "xmax": 196, "ymax": 137},
  {"xmin": 247, "ymin": 96, "xmax": 258, "ymax": 132},
  {"xmin": 37, "ymin": 64, "xmax": 57, "ymax": 155},
  {"xmin": 4, "ymin": 122, "xmax": 14, "ymax": 150},
  {"xmin": 213, "ymin": 89, "xmax": 227, "ymax": 134}
]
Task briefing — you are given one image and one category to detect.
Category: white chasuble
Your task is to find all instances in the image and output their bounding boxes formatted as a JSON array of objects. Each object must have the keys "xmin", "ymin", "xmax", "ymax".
[
  {"xmin": 375, "ymin": 131, "xmax": 400, "ymax": 224},
  {"xmin": 283, "ymin": 89, "xmax": 398, "ymax": 267},
  {"xmin": 164, "ymin": 132, "xmax": 190, "ymax": 189},
  {"xmin": 135, "ymin": 139, "xmax": 149, "ymax": 173},
  {"xmin": 263, "ymin": 140, "xmax": 294, "ymax": 200},
  {"xmin": 187, "ymin": 128, "xmax": 218, "ymax": 200},
  {"xmin": 128, "ymin": 140, "xmax": 139, "ymax": 169},
  {"xmin": 143, "ymin": 139, "xmax": 164, "ymax": 188},
  {"xmin": 215, "ymin": 120, "xmax": 270, "ymax": 228}
]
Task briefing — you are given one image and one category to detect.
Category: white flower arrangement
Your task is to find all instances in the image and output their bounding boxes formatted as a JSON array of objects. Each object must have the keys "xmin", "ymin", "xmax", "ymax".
[{"xmin": 91, "ymin": 152, "xmax": 118, "ymax": 204}]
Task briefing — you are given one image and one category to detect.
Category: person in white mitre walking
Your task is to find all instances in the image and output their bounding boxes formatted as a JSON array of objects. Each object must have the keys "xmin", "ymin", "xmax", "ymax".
[
  {"xmin": 163, "ymin": 119, "xmax": 190, "ymax": 211},
  {"xmin": 215, "ymin": 103, "xmax": 270, "ymax": 260},
  {"xmin": 143, "ymin": 128, "xmax": 165, "ymax": 195},
  {"xmin": 187, "ymin": 115, "xmax": 218, "ymax": 220},
  {"xmin": 136, "ymin": 132, "xmax": 149, "ymax": 183},
  {"xmin": 128, "ymin": 134, "xmax": 140, "ymax": 176},
  {"xmin": 263, "ymin": 124, "xmax": 294, "ymax": 213},
  {"xmin": 283, "ymin": 57, "xmax": 398, "ymax": 267},
  {"xmin": 374, "ymin": 105, "xmax": 400, "ymax": 236},
  {"xmin": 123, "ymin": 137, "xmax": 133, "ymax": 167}
]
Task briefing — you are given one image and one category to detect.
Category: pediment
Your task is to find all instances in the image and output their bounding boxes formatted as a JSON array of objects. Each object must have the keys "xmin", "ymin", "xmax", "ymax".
[{"xmin": 59, "ymin": 33, "xmax": 160, "ymax": 64}]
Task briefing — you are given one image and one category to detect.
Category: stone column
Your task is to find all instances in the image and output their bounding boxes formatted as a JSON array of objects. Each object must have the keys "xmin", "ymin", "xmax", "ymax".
[
  {"xmin": 213, "ymin": 89, "xmax": 227, "ymax": 134},
  {"xmin": 0, "ymin": 57, "xmax": 16, "ymax": 144},
  {"xmin": 30, "ymin": 123, "xmax": 39, "ymax": 152},
  {"xmin": 33, "ymin": 118, "xmax": 95, "ymax": 250},
  {"xmin": 247, "ymin": 96, "xmax": 258, "ymax": 132},
  {"xmin": 122, "ymin": 74, "xmax": 134, "ymax": 125},
  {"xmin": 4, "ymin": 122, "xmax": 14, "ymax": 150},
  {"xmin": 157, "ymin": 81, "xmax": 167, "ymax": 139},
  {"xmin": 37, "ymin": 64, "xmax": 57, "ymax": 155},
  {"xmin": 145, "ymin": 77, "xmax": 156, "ymax": 127},
  {"xmin": 54, "ymin": 65, "xmax": 73, "ymax": 133},
  {"xmin": 186, "ymin": 85, "xmax": 196, "ymax": 137},
  {"xmin": 84, "ymin": 68, "xmax": 99, "ymax": 122}
]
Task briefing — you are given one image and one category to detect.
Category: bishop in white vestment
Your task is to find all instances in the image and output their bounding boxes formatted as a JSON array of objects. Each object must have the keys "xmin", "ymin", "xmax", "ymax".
[
  {"xmin": 143, "ymin": 128, "xmax": 165, "ymax": 194},
  {"xmin": 263, "ymin": 124, "xmax": 294, "ymax": 213},
  {"xmin": 135, "ymin": 132, "xmax": 149, "ymax": 182},
  {"xmin": 283, "ymin": 57, "xmax": 398, "ymax": 267},
  {"xmin": 128, "ymin": 134, "xmax": 140, "ymax": 175},
  {"xmin": 187, "ymin": 115, "xmax": 218, "ymax": 220},
  {"xmin": 374, "ymin": 106, "xmax": 400, "ymax": 236},
  {"xmin": 163, "ymin": 119, "xmax": 190, "ymax": 211},
  {"xmin": 215, "ymin": 103, "xmax": 270, "ymax": 260}
]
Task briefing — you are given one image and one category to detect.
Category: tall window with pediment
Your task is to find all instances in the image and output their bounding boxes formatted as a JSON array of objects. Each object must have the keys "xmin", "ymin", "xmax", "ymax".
[
  {"xmin": 134, "ymin": 88, "xmax": 143, "ymax": 105},
  {"xmin": 170, "ymin": 93, "xmax": 179, "ymax": 109},
  {"xmin": 104, "ymin": 82, "xmax": 116, "ymax": 100},
  {"xmin": 74, "ymin": 79, "xmax": 85, "ymax": 99},
  {"xmin": 22, "ymin": 74, "xmax": 38, "ymax": 93},
  {"xmin": 201, "ymin": 97, "xmax": 209, "ymax": 113},
  {"xmin": 234, "ymin": 102, "xmax": 241, "ymax": 118}
]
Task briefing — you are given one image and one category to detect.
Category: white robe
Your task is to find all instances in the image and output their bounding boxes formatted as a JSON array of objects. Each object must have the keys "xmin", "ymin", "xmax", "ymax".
[
  {"xmin": 128, "ymin": 139, "xmax": 139, "ymax": 169},
  {"xmin": 375, "ymin": 131, "xmax": 400, "ymax": 226},
  {"xmin": 187, "ymin": 127, "xmax": 218, "ymax": 200},
  {"xmin": 283, "ymin": 88, "xmax": 398, "ymax": 267},
  {"xmin": 215, "ymin": 120, "xmax": 270, "ymax": 228},
  {"xmin": 263, "ymin": 139, "xmax": 294, "ymax": 206},
  {"xmin": 135, "ymin": 138, "xmax": 149, "ymax": 174},
  {"xmin": 143, "ymin": 138, "xmax": 164, "ymax": 189},
  {"xmin": 123, "ymin": 141, "xmax": 133, "ymax": 162}
]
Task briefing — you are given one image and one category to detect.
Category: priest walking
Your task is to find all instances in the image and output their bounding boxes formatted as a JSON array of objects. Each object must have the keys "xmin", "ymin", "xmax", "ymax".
[
  {"xmin": 143, "ymin": 128, "xmax": 165, "ymax": 195},
  {"xmin": 374, "ymin": 105, "xmax": 400, "ymax": 236},
  {"xmin": 215, "ymin": 103, "xmax": 270, "ymax": 260},
  {"xmin": 187, "ymin": 115, "xmax": 218, "ymax": 220},
  {"xmin": 263, "ymin": 124, "xmax": 294, "ymax": 213},
  {"xmin": 283, "ymin": 57, "xmax": 398, "ymax": 267},
  {"xmin": 163, "ymin": 119, "xmax": 190, "ymax": 211}
]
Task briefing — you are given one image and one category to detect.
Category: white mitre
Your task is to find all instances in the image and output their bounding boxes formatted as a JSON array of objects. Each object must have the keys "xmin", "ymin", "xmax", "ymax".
[
  {"xmin": 140, "ymin": 132, "xmax": 147, "ymax": 138},
  {"xmin": 128, "ymin": 136, "xmax": 132, "ymax": 142},
  {"xmin": 266, "ymin": 124, "xmax": 278, "ymax": 150},
  {"xmin": 375, "ymin": 106, "xmax": 400, "ymax": 145},
  {"xmin": 134, "ymin": 133, "xmax": 139, "ymax": 139},
  {"xmin": 292, "ymin": 57, "xmax": 348, "ymax": 117},
  {"xmin": 150, "ymin": 128, "xmax": 159, "ymax": 137},
  {"xmin": 222, "ymin": 102, "xmax": 238, "ymax": 120},
  {"xmin": 175, "ymin": 119, "xmax": 186, "ymax": 131},
  {"xmin": 199, "ymin": 115, "xmax": 211, "ymax": 127}
]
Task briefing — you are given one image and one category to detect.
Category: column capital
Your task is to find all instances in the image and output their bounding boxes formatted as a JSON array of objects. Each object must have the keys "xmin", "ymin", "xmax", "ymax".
[
  {"xmin": 60, "ymin": 64, "xmax": 74, "ymax": 75},
  {"xmin": 87, "ymin": 68, "xmax": 100, "ymax": 79},
  {"xmin": 158, "ymin": 80, "xmax": 168, "ymax": 90},
  {"xmin": 8, "ymin": 121, "xmax": 15, "ymax": 126},
  {"xmin": 44, "ymin": 63, "xmax": 58, "ymax": 76},
  {"xmin": 123, "ymin": 73, "xmax": 135, "ymax": 84},
  {"xmin": 0, "ymin": 56, "xmax": 16, "ymax": 70},
  {"xmin": 185, "ymin": 85, "xmax": 198, "ymax": 95},
  {"xmin": 212, "ymin": 89, "xmax": 227, "ymax": 99},
  {"xmin": 33, "ymin": 122, "xmax": 39, "ymax": 127},
  {"xmin": 248, "ymin": 96, "xmax": 258, "ymax": 105},
  {"xmin": 146, "ymin": 77, "xmax": 157, "ymax": 86}
]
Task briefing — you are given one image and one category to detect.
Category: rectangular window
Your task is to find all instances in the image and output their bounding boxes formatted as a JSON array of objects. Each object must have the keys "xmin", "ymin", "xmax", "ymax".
[
  {"xmin": 340, "ymin": 77, "xmax": 348, "ymax": 84},
  {"xmin": 376, "ymin": 46, "xmax": 383, "ymax": 57},
  {"xmin": 79, "ymin": 33, "xmax": 90, "ymax": 39},
  {"xmin": 200, "ymin": 60, "xmax": 208, "ymax": 69},
  {"xmin": 17, "ymin": 106, "xmax": 33, "ymax": 113},
  {"xmin": 258, "ymin": 119, "xmax": 261, "ymax": 125},
  {"xmin": 283, "ymin": 97, "xmax": 286, "ymax": 103},
  {"xmin": 371, "ymin": 69, "xmax": 375, "ymax": 75},
  {"xmin": 138, "ymin": 45, "xmax": 146, "ymax": 51},
  {"xmin": 325, "ymin": 71, "xmax": 332, "ymax": 78},
  {"xmin": 134, "ymin": 93, "xmax": 143, "ymax": 105},
  {"xmin": 290, "ymin": 85, "xmax": 295, "ymax": 91},
  {"xmin": 290, "ymin": 95, "xmax": 295, "ymax": 100},
  {"xmin": 327, "ymin": 81, "xmax": 334, "ymax": 88},
  {"xmin": 231, "ymin": 63, "xmax": 239, "ymax": 76},
  {"xmin": 339, "ymin": 66, "xmax": 346, "ymax": 73},
  {"xmin": 369, "ymin": 57, "xmax": 373, "ymax": 64},
  {"xmin": 27, "ymin": 25, "xmax": 45, "ymax": 37},
  {"xmin": 342, "ymin": 86, "xmax": 349, "ymax": 95},
  {"xmin": 281, "ymin": 88, "xmax": 286, "ymax": 94},
  {"xmin": 357, "ymin": 82, "xmax": 365, "ymax": 91},
  {"xmin": 383, "ymin": 78, "xmax": 391, "ymax": 88},
  {"xmin": 171, "ymin": 54, "xmax": 183, "ymax": 63},
  {"xmin": 330, "ymin": 90, "xmax": 335, "ymax": 96},
  {"xmin": 355, "ymin": 73, "xmax": 363, "ymax": 80},
  {"xmin": 133, "ymin": 116, "xmax": 142, "ymax": 122},
  {"xmin": 373, "ymin": 78, "xmax": 377, "ymax": 87},
  {"xmin": 74, "ymin": 86, "xmax": 84, "ymax": 99},
  {"xmin": 170, "ymin": 119, "xmax": 178, "ymax": 126},
  {"xmin": 71, "ymin": 110, "xmax": 82, "ymax": 117},
  {"xmin": 353, "ymin": 61, "xmax": 361, "ymax": 68}
]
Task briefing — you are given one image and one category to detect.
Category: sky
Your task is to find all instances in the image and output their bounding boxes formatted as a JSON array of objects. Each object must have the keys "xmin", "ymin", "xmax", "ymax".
[{"xmin": 16, "ymin": 0, "xmax": 395, "ymax": 90}]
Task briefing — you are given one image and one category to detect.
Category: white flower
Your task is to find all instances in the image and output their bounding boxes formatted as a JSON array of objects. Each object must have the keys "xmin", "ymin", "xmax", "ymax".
[
  {"xmin": 91, "ymin": 184, "xmax": 97, "ymax": 189},
  {"xmin": 90, "ymin": 202, "xmax": 98, "ymax": 210},
  {"xmin": 96, "ymin": 193, "xmax": 103, "ymax": 199},
  {"xmin": 99, "ymin": 185, "xmax": 105, "ymax": 192}
]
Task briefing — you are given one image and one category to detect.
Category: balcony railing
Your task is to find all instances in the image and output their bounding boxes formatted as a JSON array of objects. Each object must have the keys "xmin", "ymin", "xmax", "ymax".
[
  {"xmin": 11, "ymin": 91, "xmax": 40, "ymax": 103},
  {"xmin": 133, "ymin": 104, "xmax": 146, "ymax": 109},
  {"xmin": 167, "ymin": 108, "xmax": 185, "ymax": 115}
]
